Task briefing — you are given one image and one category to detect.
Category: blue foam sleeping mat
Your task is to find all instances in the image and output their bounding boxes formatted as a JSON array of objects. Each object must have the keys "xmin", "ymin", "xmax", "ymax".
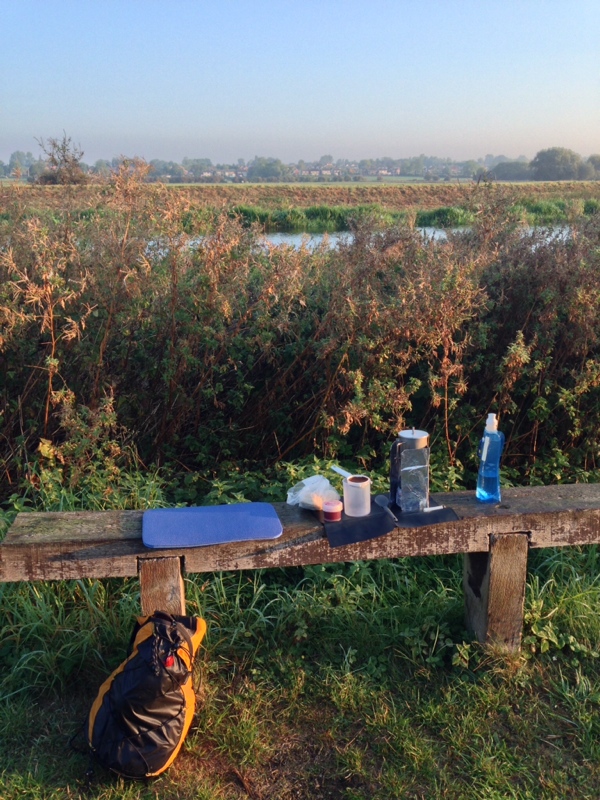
[{"xmin": 142, "ymin": 502, "xmax": 283, "ymax": 549}]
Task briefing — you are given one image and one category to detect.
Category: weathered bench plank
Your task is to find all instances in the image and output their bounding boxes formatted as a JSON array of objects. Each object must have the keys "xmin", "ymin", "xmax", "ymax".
[
  {"xmin": 3, "ymin": 484, "xmax": 600, "ymax": 651},
  {"xmin": 2, "ymin": 485, "xmax": 600, "ymax": 583}
]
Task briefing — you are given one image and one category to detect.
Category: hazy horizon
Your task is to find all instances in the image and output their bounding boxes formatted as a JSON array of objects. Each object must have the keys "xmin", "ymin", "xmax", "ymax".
[
  {"xmin": 2, "ymin": 0, "xmax": 599, "ymax": 165},
  {"xmin": 1, "ymin": 144, "xmax": 541, "ymax": 167}
]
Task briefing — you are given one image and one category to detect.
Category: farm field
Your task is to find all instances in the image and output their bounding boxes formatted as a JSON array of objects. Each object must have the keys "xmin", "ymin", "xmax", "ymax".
[
  {"xmin": 6, "ymin": 180, "xmax": 600, "ymax": 237},
  {"xmin": 173, "ymin": 179, "xmax": 600, "ymax": 211},
  {"xmin": 10, "ymin": 179, "xmax": 600, "ymax": 214},
  {"xmin": 1, "ymin": 172, "xmax": 600, "ymax": 798}
]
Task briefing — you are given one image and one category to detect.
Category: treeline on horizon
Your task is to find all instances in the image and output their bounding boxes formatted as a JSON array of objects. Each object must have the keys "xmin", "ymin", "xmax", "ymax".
[{"xmin": 3, "ymin": 140, "xmax": 600, "ymax": 184}]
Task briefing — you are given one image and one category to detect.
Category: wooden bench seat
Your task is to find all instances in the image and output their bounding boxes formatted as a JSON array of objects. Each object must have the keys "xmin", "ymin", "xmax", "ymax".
[{"xmin": 2, "ymin": 483, "xmax": 600, "ymax": 651}]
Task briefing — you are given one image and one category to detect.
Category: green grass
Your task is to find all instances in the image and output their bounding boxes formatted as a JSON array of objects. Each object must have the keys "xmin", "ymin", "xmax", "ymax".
[
  {"xmin": 219, "ymin": 199, "xmax": 598, "ymax": 233},
  {"xmin": 226, "ymin": 202, "xmax": 482, "ymax": 232},
  {"xmin": 415, "ymin": 206, "xmax": 475, "ymax": 228},
  {"xmin": 228, "ymin": 202, "xmax": 402, "ymax": 232},
  {"xmin": 1, "ymin": 529, "xmax": 600, "ymax": 798}
]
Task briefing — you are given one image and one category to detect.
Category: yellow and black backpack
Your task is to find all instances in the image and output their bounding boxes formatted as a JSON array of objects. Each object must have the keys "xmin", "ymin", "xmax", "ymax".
[{"xmin": 87, "ymin": 611, "xmax": 206, "ymax": 779}]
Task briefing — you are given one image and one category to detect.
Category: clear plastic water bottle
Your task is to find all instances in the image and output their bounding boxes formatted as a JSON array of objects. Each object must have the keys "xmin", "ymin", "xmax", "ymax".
[{"xmin": 476, "ymin": 413, "xmax": 505, "ymax": 503}]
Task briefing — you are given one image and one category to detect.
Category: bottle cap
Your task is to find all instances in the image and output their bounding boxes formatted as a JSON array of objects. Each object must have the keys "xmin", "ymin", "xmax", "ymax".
[{"xmin": 485, "ymin": 413, "xmax": 498, "ymax": 432}]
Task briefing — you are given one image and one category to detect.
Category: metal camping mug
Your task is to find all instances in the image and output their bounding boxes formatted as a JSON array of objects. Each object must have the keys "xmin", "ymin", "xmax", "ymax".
[
  {"xmin": 389, "ymin": 428, "xmax": 429, "ymax": 505},
  {"xmin": 399, "ymin": 429, "xmax": 430, "ymax": 511},
  {"xmin": 343, "ymin": 475, "xmax": 372, "ymax": 517}
]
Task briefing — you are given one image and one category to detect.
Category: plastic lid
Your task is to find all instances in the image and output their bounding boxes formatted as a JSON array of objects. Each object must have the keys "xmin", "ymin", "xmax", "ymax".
[
  {"xmin": 485, "ymin": 413, "xmax": 498, "ymax": 432},
  {"xmin": 323, "ymin": 500, "xmax": 343, "ymax": 513}
]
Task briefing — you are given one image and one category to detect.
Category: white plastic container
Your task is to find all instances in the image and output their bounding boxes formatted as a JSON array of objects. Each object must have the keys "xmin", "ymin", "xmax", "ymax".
[{"xmin": 343, "ymin": 475, "xmax": 372, "ymax": 517}]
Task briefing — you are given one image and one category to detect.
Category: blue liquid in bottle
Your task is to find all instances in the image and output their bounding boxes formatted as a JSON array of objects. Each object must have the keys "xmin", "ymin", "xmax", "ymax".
[{"xmin": 476, "ymin": 414, "xmax": 505, "ymax": 504}]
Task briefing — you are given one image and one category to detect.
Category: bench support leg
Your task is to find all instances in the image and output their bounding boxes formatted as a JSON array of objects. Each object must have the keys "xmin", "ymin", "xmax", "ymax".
[
  {"xmin": 139, "ymin": 556, "xmax": 186, "ymax": 616},
  {"xmin": 463, "ymin": 532, "xmax": 529, "ymax": 651}
]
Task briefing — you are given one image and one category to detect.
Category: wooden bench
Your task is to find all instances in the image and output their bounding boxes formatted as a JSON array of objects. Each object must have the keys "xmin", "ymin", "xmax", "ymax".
[{"xmin": 2, "ymin": 484, "xmax": 600, "ymax": 651}]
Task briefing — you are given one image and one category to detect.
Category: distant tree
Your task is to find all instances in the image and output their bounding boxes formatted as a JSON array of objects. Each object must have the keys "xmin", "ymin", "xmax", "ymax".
[
  {"xmin": 483, "ymin": 153, "xmax": 510, "ymax": 169},
  {"xmin": 247, "ymin": 157, "xmax": 290, "ymax": 181},
  {"xmin": 578, "ymin": 161, "xmax": 596, "ymax": 180},
  {"xmin": 148, "ymin": 159, "xmax": 168, "ymax": 177},
  {"xmin": 147, "ymin": 159, "xmax": 186, "ymax": 182},
  {"xmin": 35, "ymin": 133, "xmax": 88, "ymax": 184},
  {"xmin": 460, "ymin": 160, "xmax": 480, "ymax": 178},
  {"xmin": 492, "ymin": 161, "xmax": 532, "ymax": 181},
  {"xmin": 182, "ymin": 157, "xmax": 212, "ymax": 168},
  {"xmin": 167, "ymin": 162, "xmax": 186, "ymax": 182},
  {"xmin": 93, "ymin": 159, "xmax": 112, "ymax": 176},
  {"xmin": 8, "ymin": 150, "xmax": 36, "ymax": 179},
  {"xmin": 424, "ymin": 155, "xmax": 452, "ymax": 171},
  {"xmin": 377, "ymin": 156, "xmax": 396, "ymax": 171},
  {"xmin": 530, "ymin": 147, "xmax": 583, "ymax": 181},
  {"xmin": 402, "ymin": 155, "xmax": 425, "ymax": 176},
  {"xmin": 318, "ymin": 154, "xmax": 333, "ymax": 167},
  {"xmin": 28, "ymin": 159, "xmax": 47, "ymax": 181},
  {"xmin": 182, "ymin": 158, "xmax": 213, "ymax": 180},
  {"xmin": 473, "ymin": 167, "xmax": 494, "ymax": 184},
  {"xmin": 587, "ymin": 155, "xmax": 600, "ymax": 179}
]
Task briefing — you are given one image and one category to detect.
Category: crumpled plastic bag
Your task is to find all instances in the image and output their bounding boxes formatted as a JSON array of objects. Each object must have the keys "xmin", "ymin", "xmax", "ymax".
[{"xmin": 286, "ymin": 475, "xmax": 340, "ymax": 510}]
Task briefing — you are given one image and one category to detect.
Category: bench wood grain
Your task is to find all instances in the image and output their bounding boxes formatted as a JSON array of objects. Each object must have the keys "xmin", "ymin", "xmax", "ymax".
[{"xmin": 2, "ymin": 483, "xmax": 600, "ymax": 649}]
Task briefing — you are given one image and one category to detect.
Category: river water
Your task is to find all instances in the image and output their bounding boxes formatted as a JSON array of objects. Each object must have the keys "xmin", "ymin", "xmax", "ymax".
[
  {"xmin": 262, "ymin": 226, "xmax": 570, "ymax": 250},
  {"xmin": 262, "ymin": 229, "xmax": 447, "ymax": 249}
]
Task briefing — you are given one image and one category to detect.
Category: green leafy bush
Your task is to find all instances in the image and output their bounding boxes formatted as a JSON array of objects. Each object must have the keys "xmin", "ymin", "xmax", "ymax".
[{"xmin": 1, "ymin": 178, "xmax": 600, "ymax": 502}]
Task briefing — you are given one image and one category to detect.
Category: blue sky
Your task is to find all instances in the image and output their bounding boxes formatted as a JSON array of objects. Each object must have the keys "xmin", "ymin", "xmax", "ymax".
[{"xmin": 2, "ymin": 0, "xmax": 599, "ymax": 164}]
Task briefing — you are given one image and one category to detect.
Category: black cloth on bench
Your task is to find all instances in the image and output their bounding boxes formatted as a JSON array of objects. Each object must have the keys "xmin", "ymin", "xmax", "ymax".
[{"xmin": 321, "ymin": 499, "xmax": 459, "ymax": 548}]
